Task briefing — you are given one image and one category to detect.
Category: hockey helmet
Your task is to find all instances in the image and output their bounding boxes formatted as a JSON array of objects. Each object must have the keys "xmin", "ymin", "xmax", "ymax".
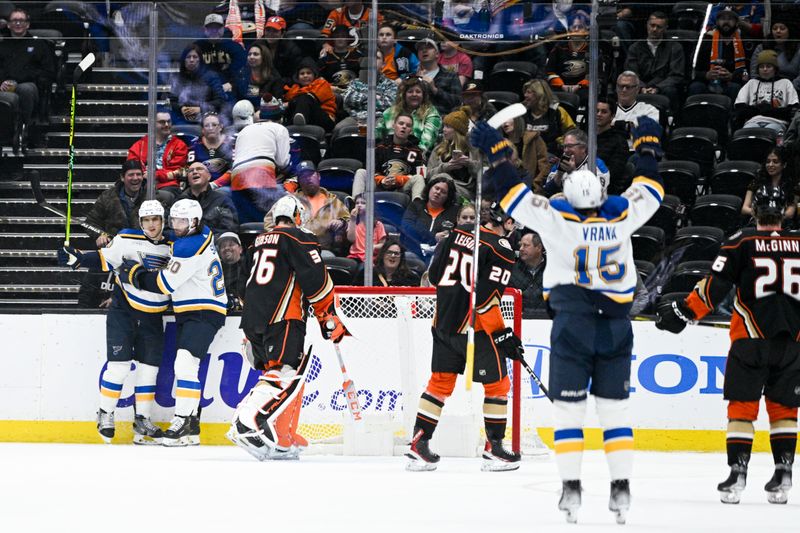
[
  {"xmin": 562, "ymin": 169, "xmax": 606, "ymax": 210},
  {"xmin": 170, "ymin": 198, "xmax": 203, "ymax": 235},
  {"xmin": 272, "ymin": 195, "xmax": 308, "ymax": 226},
  {"xmin": 753, "ymin": 184, "xmax": 786, "ymax": 220},
  {"xmin": 486, "ymin": 202, "xmax": 507, "ymax": 226},
  {"xmin": 138, "ymin": 199, "xmax": 164, "ymax": 220}
]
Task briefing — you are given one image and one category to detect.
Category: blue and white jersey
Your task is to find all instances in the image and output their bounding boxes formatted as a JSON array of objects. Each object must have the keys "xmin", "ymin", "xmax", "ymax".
[
  {"xmin": 98, "ymin": 229, "xmax": 172, "ymax": 313},
  {"xmin": 500, "ymin": 176, "xmax": 663, "ymax": 306},
  {"xmin": 156, "ymin": 226, "xmax": 228, "ymax": 315}
]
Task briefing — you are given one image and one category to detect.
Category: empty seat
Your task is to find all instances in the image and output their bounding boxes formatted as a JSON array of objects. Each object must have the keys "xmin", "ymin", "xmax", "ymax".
[
  {"xmin": 374, "ymin": 191, "xmax": 410, "ymax": 228},
  {"xmin": 36, "ymin": 1, "xmax": 90, "ymax": 55},
  {"xmin": 708, "ymin": 160, "xmax": 760, "ymax": 199},
  {"xmin": 324, "ymin": 256, "xmax": 358, "ymax": 285},
  {"xmin": 672, "ymin": 226, "xmax": 725, "ymax": 261},
  {"xmin": 670, "ymin": 2, "xmax": 710, "ymax": 31},
  {"xmin": 405, "ymin": 255, "xmax": 427, "ymax": 277},
  {"xmin": 553, "ymin": 91, "xmax": 580, "ymax": 123},
  {"xmin": 665, "ymin": 127, "xmax": 718, "ymax": 178},
  {"xmin": 318, "ymin": 158, "xmax": 361, "ymax": 194},
  {"xmin": 646, "ymin": 193, "xmax": 682, "ymax": 243},
  {"xmin": 327, "ymin": 131, "xmax": 366, "ymax": 165},
  {"xmin": 635, "ymin": 259, "xmax": 656, "ymax": 281},
  {"xmin": 637, "ymin": 93, "xmax": 671, "ymax": 133},
  {"xmin": 484, "ymin": 91, "xmax": 520, "ymax": 111},
  {"xmin": 690, "ymin": 194, "xmax": 743, "ymax": 235},
  {"xmin": 663, "ymin": 260, "xmax": 711, "ymax": 293},
  {"xmin": 658, "ymin": 160, "xmax": 701, "ymax": 206},
  {"xmin": 397, "ymin": 29, "xmax": 430, "ymax": 44},
  {"xmin": 666, "ymin": 29, "xmax": 701, "ymax": 79},
  {"xmin": 287, "ymin": 124, "xmax": 325, "ymax": 165},
  {"xmin": 631, "ymin": 225, "xmax": 665, "ymax": 262},
  {"xmin": 679, "ymin": 94, "xmax": 732, "ymax": 146},
  {"xmin": 237, "ymin": 222, "xmax": 266, "ymax": 249},
  {"xmin": 727, "ymin": 127, "xmax": 777, "ymax": 163},
  {"xmin": 284, "ymin": 28, "xmax": 323, "ymax": 58},
  {"xmin": 487, "ymin": 61, "xmax": 537, "ymax": 95}
]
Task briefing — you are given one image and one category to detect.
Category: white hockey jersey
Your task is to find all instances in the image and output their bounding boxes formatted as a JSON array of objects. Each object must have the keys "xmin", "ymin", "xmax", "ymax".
[
  {"xmin": 98, "ymin": 229, "xmax": 172, "ymax": 313},
  {"xmin": 155, "ymin": 226, "xmax": 228, "ymax": 315},
  {"xmin": 500, "ymin": 176, "xmax": 663, "ymax": 305}
]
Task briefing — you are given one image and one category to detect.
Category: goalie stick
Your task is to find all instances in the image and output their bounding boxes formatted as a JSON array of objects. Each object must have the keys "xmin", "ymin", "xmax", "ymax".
[
  {"xmin": 333, "ymin": 343, "xmax": 362, "ymax": 422},
  {"xmin": 30, "ymin": 170, "xmax": 106, "ymax": 237}
]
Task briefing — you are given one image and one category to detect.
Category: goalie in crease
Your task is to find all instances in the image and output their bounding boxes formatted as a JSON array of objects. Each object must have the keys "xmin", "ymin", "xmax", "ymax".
[
  {"xmin": 407, "ymin": 199, "xmax": 522, "ymax": 472},
  {"xmin": 228, "ymin": 195, "xmax": 350, "ymax": 461}
]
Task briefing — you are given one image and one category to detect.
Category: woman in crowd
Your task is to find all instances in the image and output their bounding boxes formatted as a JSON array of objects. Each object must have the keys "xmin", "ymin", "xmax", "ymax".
[
  {"xmin": 347, "ymin": 193, "xmax": 387, "ymax": 263},
  {"xmin": 456, "ymin": 202, "xmax": 476, "ymax": 226},
  {"xmin": 376, "ymin": 76, "xmax": 442, "ymax": 153},
  {"xmin": 427, "ymin": 106, "xmax": 482, "ymax": 199},
  {"xmin": 355, "ymin": 236, "xmax": 421, "ymax": 287},
  {"xmin": 169, "ymin": 43, "xmax": 226, "ymax": 125},
  {"xmin": 741, "ymin": 146, "xmax": 798, "ymax": 224},
  {"xmin": 502, "ymin": 116, "xmax": 549, "ymax": 191},
  {"xmin": 283, "ymin": 58, "xmax": 337, "ymax": 131},
  {"xmin": 400, "ymin": 175, "xmax": 460, "ymax": 262},
  {"xmin": 749, "ymin": 17, "xmax": 800, "ymax": 87},
  {"xmin": 521, "ymin": 78, "xmax": 576, "ymax": 155},
  {"xmin": 236, "ymin": 42, "xmax": 285, "ymax": 108},
  {"xmin": 187, "ymin": 112, "xmax": 235, "ymax": 183}
]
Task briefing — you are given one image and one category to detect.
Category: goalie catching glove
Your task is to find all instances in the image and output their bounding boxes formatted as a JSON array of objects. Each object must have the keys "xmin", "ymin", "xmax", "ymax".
[
  {"xmin": 57, "ymin": 245, "xmax": 83, "ymax": 270},
  {"xmin": 492, "ymin": 327, "xmax": 524, "ymax": 360},
  {"xmin": 655, "ymin": 299, "xmax": 695, "ymax": 334}
]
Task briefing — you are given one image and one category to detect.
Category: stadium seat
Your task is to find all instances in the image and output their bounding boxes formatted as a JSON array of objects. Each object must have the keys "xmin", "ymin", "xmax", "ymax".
[
  {"xmin": 405, "ymin": 255, "xmax": 427, "ymax": 277},
  {"xmin": 172, "ymin": 123, "xmax": 201, "ymax": 138},
  {"xmin": 324, "ymin": 256, "xmax": 358, "ymax": 285},
  {"xmin": 397, "ymin": 29, "xmax": 430, "ymax": 44},
  {"xmin": 634, "ymin": 259, "xmax": 655, "ymax": 281},
  {"xmin": 727, "ymin": 128, "xmax": 777, "ymax": 163},
  {"xmin": 658, "ymin": 160, "xmax": 701, "ymax": 206},
  {"xmin": 487, "ymin": 61, "xmax": 537, "ymax": 95},
  {"xmin": 631, "ymin": 225, "xmax": 665, "ymax": 263},
  {"xmin": 327, "ymin": 130, "xmax": 366, "ymax": 165},
  {"xmin": 708, "ymin": 160, "xmax": 760, "ymax": 199},
  {"xmin": 237, "ymin": 222, "xmax": 265, "ymax": 249},
  {"xmin": 637, "ymin": 93, "xmax": 671, "ymax": 133},
  {"xmin": 690, "ymin": 194, "xmax": 743, "ymax": 235},
  {"xmin": 553, "ymin": 91, "xmax": 580, "ymax": 124},
  {"xmin": 679, "ymin": 94, "xmax": 732, "ymax": 146},
  {"xmin": 0, "ymin": 1, "xmax": 14, "ymax": 19},
  {"xmin": 665, "ymin": 127, "xmax": 718, "ymax": 178},
  {"xmin": 318, "ymin": 158, "xmax": 361, "ymax": 195},
  {"xmin": 672, "ymin": 226, "xmax": 725, "ymax": 261},
  {"xmin": 646, "ymin": 193, "xmax": 682, "ymax": 243},
  {"xmin": 36, "ymin": 1, "xmax": 90, "ymax": 56},
  {"xmin": 0, "ymin": 92, "xmax": 21, "ymax": 154},
  {"xmin": 484, "ymin": 91, "xmax": 520, "ymax": 111},
  {"xmin": 662, "ymin": 260, "xmax": 711, "ymax": 294},
  {"xmin": 284, "ymin": 28, "xmax": 323, "ymax": 59},
  {"xmin": 670, "ymin": 2, "xmax": 711, "ymax": 31},
  {"xmin": 374, "ymin": 191, "xmax": 409, "ymax": 228},
  {"xmin": 666, "ymin": 29, "xmax": 701, "ymax": 79},
  {"xmin": 287, "ymin": 124, "xmax": 325, "ymax": 165},
  {"xmin": 329, "ymin": 190, "xmax": 353, "ymax": 211}
]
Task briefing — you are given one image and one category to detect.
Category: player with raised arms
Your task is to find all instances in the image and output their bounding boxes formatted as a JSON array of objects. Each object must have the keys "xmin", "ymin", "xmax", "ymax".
[
  {"xmin": 228, "ymin": 195, "xmax": 350, "ymax": 460},
  {"xmin": 470, "ymin": 116, "xmax": 664, "ymax": 523},
  {"xmin": 657, "ymin": 185, "xmax": 798, "ymax": 505},
  {"xmin": 120, "ymin": 198, "xmax": 227, "ymax": 446},
  {"xmin": 406, "ymin": 202, "xmax": 522, "ymax": 472},
  {"xmin": 58, "ymin": 200, "xmax": 171, "ymax": 444}
]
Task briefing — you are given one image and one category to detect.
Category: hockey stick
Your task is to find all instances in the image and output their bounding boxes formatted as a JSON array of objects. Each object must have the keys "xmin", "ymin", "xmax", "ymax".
[
  {"xmin": 633, "ymin": 315, "xmax": 731, "ymax": 329},
  {"xmin": 465, "ymin": 103, "xmax": 528, "ymax": 391},
  {"xmin": 519, "ymin": 356, "xmax": 551, "ymax": 403},
  {"xmin": 64, "ymin": 53, "xmax": 96, "ymax": 246},
  {"xmin": 333, "ymin": 343, "xmax": 362, "ymax": 422},
  {"xmin": 30, "ymin": 169, "xmax": 106, "ymax": 237}
]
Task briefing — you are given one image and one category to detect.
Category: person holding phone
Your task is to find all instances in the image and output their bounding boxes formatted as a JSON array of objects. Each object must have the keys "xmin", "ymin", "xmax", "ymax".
[{"xmin": 427, "ymin": 106, "xmax": 483, "ymax": 199}]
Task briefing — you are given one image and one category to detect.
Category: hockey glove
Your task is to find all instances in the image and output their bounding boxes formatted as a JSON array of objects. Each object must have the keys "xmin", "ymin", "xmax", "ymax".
[
  {"xmin": 57, "ymin": 245, "xmax": 83, "ymax": 269},
  {"xmin": 470, "ymin": 121, "xmax": 512, "ymax": 165},
  {"xmin": 631, "ymin": 116, "xmax": 663, "ymax": 159},
  {"xmin": 492, "ymin": 327, "xmax": 524, "ymax": 361},
  {"xmin": 319, "ymin": 313, "xmax": 351, "ymax": 344},
  {"xmin": 655, "ymin": 299, "xmax": 695, "ymax": 334},
  {"xmin": 118, "ymin": 259, "xmax": 144, "ymax": 290}
]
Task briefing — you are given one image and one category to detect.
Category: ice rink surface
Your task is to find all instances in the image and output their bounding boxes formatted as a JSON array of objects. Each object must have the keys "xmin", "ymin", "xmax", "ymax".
[{"xmin": 1, "ymin": 443, "xmax": 797, "ymax": 533}]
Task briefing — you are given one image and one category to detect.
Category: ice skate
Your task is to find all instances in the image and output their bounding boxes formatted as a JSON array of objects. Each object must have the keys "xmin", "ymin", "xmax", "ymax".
[
  {"xmin": 481, "ymin": 438, "xmax": 521, "ymax": 472},
  {"xmin": 132, "ymin": 415, "xmax": 163, "ymax": 445},
  {"xmin": 765, "ymin": 464, "xmax": 792, "ymax": 504},
  {"xmin": 162, "ymin": 414, "xmax": 200, "ymax": 447},
  {"xmin": 405, "ymin": 430, "xmax": 439, "ymax": 471},
  {"xmin": 226, "ymin": 421, "xmax": 298, "ymax": 461},
  {"xmin": 717, "ymin": 465, "xmax": 747, "ymax": 504},
  {"xmin": 558, "ymin": 480, "xmax": 582, "ymax": 523},
  {"xmin": 96, "ymin": 409, "xmax": 115, "ymax": 444},
  {"xmin": 609, "ymin": 479, "xmax": 631, "ymax": 524}
]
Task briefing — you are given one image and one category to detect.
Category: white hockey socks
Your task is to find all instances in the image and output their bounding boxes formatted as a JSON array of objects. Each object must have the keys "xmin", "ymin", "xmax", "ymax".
[
  {"xmin": 173, "ymin": 349, "xmax": 201, "ymax": 417},
  {"xmin": 553, "ymin": 400, "xmax": 587, "ymax": 481},
  {"xmin": 99, "ymin": 361, "xmax": 131, "ymax": 414},
  {"xmin": 596, "ymin": 397, "xmax": 634, "ymax": 481},
  {"xmin": 134, "ymin": 363, "xmax": 159, "ymax": 418}
]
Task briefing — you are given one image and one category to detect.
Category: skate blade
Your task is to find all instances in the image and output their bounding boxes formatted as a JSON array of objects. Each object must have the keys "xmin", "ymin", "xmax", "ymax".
[
  {"xmin": 99, "ymin": 435, "xmax": 113, "ymax": 444},
  {"xmin": 612, "ymin": 509, "xmax": 628, "ymax": 524},
  {"xmin": 481, "ymin": 458, "xmax": 521, "ymax": 472},
  {"xmin": 767, "ymin": 489, "xmax": 789, "ymax": 504},
  {"xmin": 719, "ymin": 489, "xmax": 742, "ymax": 504},
  {"xmin": 561, "ymin": 508, "xmax": 578, "ymax": 524},
  {"xmin": 133, "ymin": 435, "xmax": 162, "ymax": 445},
  {"xmin": 405, "ymin": 455, "xmax": 437, "ymax": 472},
  {"xmin": 162, "ymin": 435, "xmax": 199, "ymax": 447}
]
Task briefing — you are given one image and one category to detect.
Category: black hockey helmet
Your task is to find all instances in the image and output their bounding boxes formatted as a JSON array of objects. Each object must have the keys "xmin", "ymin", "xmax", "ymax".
[
  {"xmin": 753, "ymin": 184, "xmax": 786, "ymax": 220},
  {"xmin": 486, "ymin": 202, "xmax": 507, "ymax": 226}
]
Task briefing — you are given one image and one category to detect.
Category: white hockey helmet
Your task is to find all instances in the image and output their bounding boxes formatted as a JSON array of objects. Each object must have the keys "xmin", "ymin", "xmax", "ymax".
[
  {"xmin": 562, "ymin": 169, "xmax": 606, "ymax": 210},
  {"xmin": 272, "ymin": 195, "xmax": 308, "ymax": 226},
  {"xmin": 138, "ymin": 199, "xmax": 164, "ymax": 219},
  {"xmin": 170, "ymin": 198, "xmax": 203, "ymax": 235}
]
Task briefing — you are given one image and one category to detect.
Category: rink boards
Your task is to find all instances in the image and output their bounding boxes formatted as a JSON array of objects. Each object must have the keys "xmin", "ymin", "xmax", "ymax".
[{"xmin": 0, "ymin": 312, "xmax": 774, "ymax": 451}]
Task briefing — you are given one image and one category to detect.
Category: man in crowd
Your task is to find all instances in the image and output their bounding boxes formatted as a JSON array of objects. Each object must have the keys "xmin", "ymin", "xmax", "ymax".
[
  {"xmin": 415, "ymin": 37, "xmax": 462, "ymax": 116},
  {"xmin": 176, "ymin": 161, "xmax": 238, "ymax": 236},
  {"xmin": 509, "ymin": 231, "xmax": 547, "ymax": 319},
  {"xmin": 596, "ymin": 97, "xmax": 631, "ymax": 194},
  {"xmin": 194, "ymin": 13, "xmax": 246, "ymax": 99},
  {"xmin": 688, "ymin": 7, "xmax": 751, "ymax": 100},
  {"xmin": 542, "ymin": 128, "xmax": 611, "ymax": 197},
  {"xmin": 613, "ymin": 71, "xmax": 661, "ymax": 143},
  {"xmin": 128, "ymin": 110, "xmax": 188, "ymax": 203},
  {"xmin": 217, "ymin": 231, "xmax": 247, "ymax": 312}
]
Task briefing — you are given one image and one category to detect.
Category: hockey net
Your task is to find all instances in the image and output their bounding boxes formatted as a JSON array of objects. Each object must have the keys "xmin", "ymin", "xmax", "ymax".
[{"xmin": 296, "ymin": 287, "xmax": 538, "ymax": 456}]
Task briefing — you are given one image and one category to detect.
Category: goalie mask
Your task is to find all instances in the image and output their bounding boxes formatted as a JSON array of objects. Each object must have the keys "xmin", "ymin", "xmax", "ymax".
[
  {"xmin": 272, "ymin": 195, "xmax": 308, "ymax": 226},
  {"xmin": 753, "ymin": 184, "xmax": 786, "ymax": 222},
  {"xmin": 138, "ymin": 200, "xmax": 164, "ymax": 240},
  {"xmin": 170, "ymin": 198, "xmax": 203, "ymax": 237},
  {"xmin": 563, "ymin": 169, "xmax": 606, "ymax": 210}
]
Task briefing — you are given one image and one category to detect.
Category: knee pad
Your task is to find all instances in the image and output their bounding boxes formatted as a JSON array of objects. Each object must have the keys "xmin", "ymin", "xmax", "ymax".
[
  {"xmin": 553, "ymin": 399, "xmax": 587, "ymax": 429},
  {"xmin": 426, "ymin": 372, "xmax": 457, "ymax": 399},
  {"xmin": 595, "ymin": 397, "xmax": 630, "ymax": 429},
  {"xmin": 484, "ymin": 375, "xmax": 510, "ymax": 398},
  {"xmin": 174, "ymin": 349, "xmax": 200, "ymax": 380},
  {"xmin": 103, "ymin": 361, "xmax": 131, "ymax": 385},
  {"xmin": 728, "ymin": 400, "xmax": 759, "ymax": 421},
  {"xmin": 766, "ymin": 399, "xmax": 798, "ymax": 423}
]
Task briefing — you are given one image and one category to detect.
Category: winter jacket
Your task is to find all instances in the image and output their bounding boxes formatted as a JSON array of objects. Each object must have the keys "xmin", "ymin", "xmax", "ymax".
[
  {"xmin": 127, "ymin": 135, "xmax": 189, "ymax": 190},
  {"xmin": 400, "ymin": 199, "xmax": 460, "ymax": 261},
  {"xmin": 283, "ymin": 77, "xmax": 337, "ymax": 120},
  {"xmin": 508, "ymin": 258, "xmax": 547, "ymax": 319},
  {"xmin": 597, "ymin": 124, "xmax": 632, "ymax": 195},
  {"xmin": 624, "ymin": 39, "xmax": 686, "ymax": 93},
  {"xmin": 169, "ymin": 64, "xmax": 226, "ymax": 117},
  {"xmin": 430, "ymin": 68, "xmax": 462, "ymax": 116},
  {"xmin": 426, "ymin": 145, "xmax": 482, "ymax": 199},
  {"xmin": 84, "ymin": 181, "xmax": 148, "ymax": 240},
  {"xmin": 382, "ymin": 43, "xmax": 419, "ymax": 80},
  {"xmin": 175, "ymin": 186, "xmax": 239, "ymax": 237},
  {"xmin": 234, "ymin": 67, "xmax": 285, "ymax": 108},
  {"xmin": 0, "ymin": 31, "xmax": 56, "ymax": 85},
  {"xmin": 194, "ymin": 38, "xmax": 247, "ymax": 87},
  {"xmin": 342, "ymin": 75, "xmax": 397, "ymax": 122},
  {"xmin": 520, "ymin": 130, "xmax": 550, "ymax": 194}
]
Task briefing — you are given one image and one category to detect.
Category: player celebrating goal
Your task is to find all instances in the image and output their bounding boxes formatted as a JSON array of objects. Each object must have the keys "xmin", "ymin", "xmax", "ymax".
[
  {"xmin": 470, "ymin": 116, "xmax": 664, "ymax": 523},
  {"xmin": 121, "ymin": 198, "xmax": 227, "ymax": 446},
  {"xmin": 58, "ymin": 200, "xmax": 171, "ymax": 445},
  {"xmin": 228, "ymin": 195, "xmax": 350, "ymax": 461},
  {"xmin": 407, "ymin": 203, "xmax": 522, "ymax": 472},
  {"xmin": 657, "ymin": 185, "xmax": 797, "ymax": 505}
]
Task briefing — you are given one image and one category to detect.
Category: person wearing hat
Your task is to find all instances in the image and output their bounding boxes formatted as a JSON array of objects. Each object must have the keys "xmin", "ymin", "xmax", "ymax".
[
  {"xmin": 176, "ymin": 161, "xmax": 239, "ymax": 237},
  {"xmin": 428, "ymin": 105, "xmax": 482, "ymax": 199},
  {"xmin": 749, "ymin": 16, "xmax": 800, "ymax": 83},
  {"xmin": 193, "ymin": 12, "xmax": 246, "ymax": 98},
  {"xmin": 734, "ymin": 49, "xmax": 800, "ymax": 135},
  {"xmin": 439, "ymin": 40, "xmax": 473, "ymax": 87},
  {"xmin": 231, "ymin": 100, "xmax": 255, "ymax": 132},
  {"xmin": 217, "ymin": 232, "xmax": 247, "ymax": 312},
  {"xmin": 415, "ymin": 36, "xmax": 463, "ymax": 115},
  {"xmin": 319, "ymin": 25, "xmax": 363, "ymax": 93},
  {"xmin": 260, "ymin": 15, "xmax": 304, "ymax": 79},
  {"xmin": 283, "ymin": 57, "xmax": 337, "ymax": 131},
  {"xmin": 461, "ymin": 81, "xmax": 497, "ymax": 123}
]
